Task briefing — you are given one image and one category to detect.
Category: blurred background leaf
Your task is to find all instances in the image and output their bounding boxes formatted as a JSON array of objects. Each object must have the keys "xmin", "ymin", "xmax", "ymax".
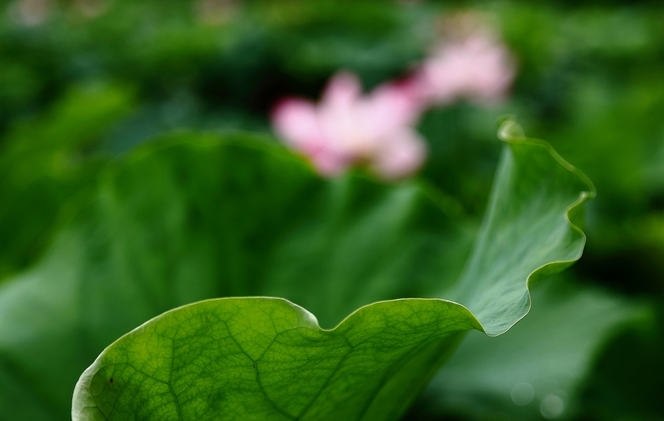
[{"xmin": 0, "ymin": 82, "xmax": 135, "ymax": 279}]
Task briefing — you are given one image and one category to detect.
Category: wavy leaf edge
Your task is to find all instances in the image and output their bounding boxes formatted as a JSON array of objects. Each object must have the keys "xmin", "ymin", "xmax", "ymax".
[{"xmin": 483, "ymin": 116, "xmax": 597, "ymax": 336}]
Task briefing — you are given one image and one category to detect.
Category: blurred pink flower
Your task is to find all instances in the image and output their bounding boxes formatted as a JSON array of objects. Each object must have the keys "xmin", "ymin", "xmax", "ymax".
[
  {"xmin": 272, "ymin": 72, "xmax": 427, "ymax": 179},
  {"xmin": 414, "ymin": 23, "xmax": 516, "ymax": 106}
]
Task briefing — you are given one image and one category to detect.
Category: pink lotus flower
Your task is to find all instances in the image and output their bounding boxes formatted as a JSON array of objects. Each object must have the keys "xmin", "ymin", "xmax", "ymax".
[
  {"xmin": 272, "ymin": 72, "xmax": 427, "ymax": 179},
  {"xmin": 414, "ymin": 18, "xmax": 516, "ymax": 106}
]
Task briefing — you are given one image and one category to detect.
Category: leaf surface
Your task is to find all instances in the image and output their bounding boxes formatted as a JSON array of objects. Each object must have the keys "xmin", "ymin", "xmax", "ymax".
[
  {"xmin": 0, "ymin": 121, "xmax": 593, "ymax": 420},
  {"xmin": 0, "ymin": 131, "xmax": 470, "ymax": 420},
  {"xmin": 71, "ymin": 121, "xmax": 593, "ymax": 420}
]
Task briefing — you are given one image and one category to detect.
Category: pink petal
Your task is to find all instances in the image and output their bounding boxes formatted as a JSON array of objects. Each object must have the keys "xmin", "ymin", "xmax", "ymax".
[
  {"xmin": 273, "ymin": 71, "xmax": 429, "ymax": 180},
  {"xmin": 310, "ymin": 149, "xmax": 351, "ymax": 177},
  {"xmin": 271, "ymin": 98, "xmax": 324, "ymax": 151},
  {"xmin": 371, "ymin": 130, "xmax": 427, "ymax": 179},
  {"xmin": 413, "ymin": 33, "xmax": 516, "ymax": 106},
  {"xmin": 321, "ymin": 71, "xmax": 362, "ymax": 108},
  {"xmin": 318, "ymin": 72, "xmax": 367, "ymax": 156},
  {"xmin": 365, "ymin": 79, "xmax": 425, "ymax": 137}
]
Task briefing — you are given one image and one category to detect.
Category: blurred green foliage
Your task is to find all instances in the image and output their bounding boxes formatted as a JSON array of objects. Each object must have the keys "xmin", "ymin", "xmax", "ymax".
[
  {"xmin": 1, "ymin": 0, "xmax": 664, "ymax": 420},
  {"xmin": 0, "ymin": 83, "xmax": 135, "ymax": 278}
]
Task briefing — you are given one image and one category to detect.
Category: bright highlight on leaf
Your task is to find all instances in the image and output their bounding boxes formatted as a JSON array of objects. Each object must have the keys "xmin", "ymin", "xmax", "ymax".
[{"xmin": 70, "ymin": 119, "xmax": 595, "ymax": 421}]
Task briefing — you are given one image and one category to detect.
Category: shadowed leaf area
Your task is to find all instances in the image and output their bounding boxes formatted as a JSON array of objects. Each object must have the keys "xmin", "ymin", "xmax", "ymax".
[{"xmin": 0, "ymin": 123, "xmax": 593, "ymax": 420}]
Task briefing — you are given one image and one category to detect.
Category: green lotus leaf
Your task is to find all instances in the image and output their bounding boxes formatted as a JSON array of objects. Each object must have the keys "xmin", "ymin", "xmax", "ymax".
[
  {"xmin": 0, "ymin": 118, "xmax": 593, "ymax": 420},
  {"xmin": 0, "ymin": 131, "xmax": 472, "ymax": 420},
  {"xmin": 70, "ymin": 119, "xmax": 593, "ymax": 420}
]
